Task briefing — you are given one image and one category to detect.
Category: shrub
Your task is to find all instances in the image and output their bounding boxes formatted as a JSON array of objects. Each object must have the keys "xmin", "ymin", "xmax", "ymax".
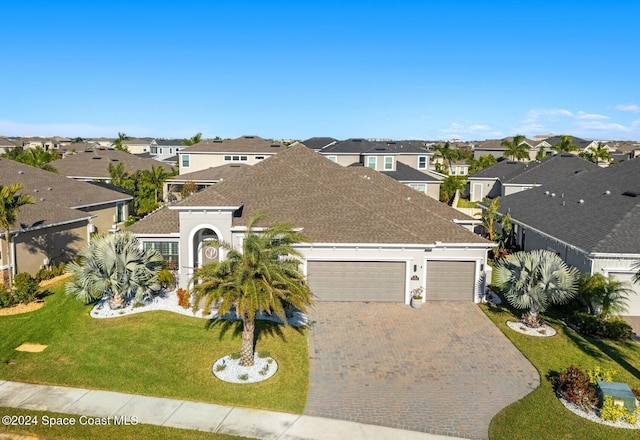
[
  {"xmin": 157, "ymin": 268, "xmax": 176, "ymax": 290},
  {"xmin": 569, "ymin": 312, "xmax": 633, "ymax": 340},
  {"xmin": 600, "ymin": 396, "xmax": 637, "ymax": 424},
  {"xmin": 586, "ymin": 366, "xmax": 617, "ymax": 384},
  {"xmin": 35, "ymin": 263, "xmax": 66, "ymax": 283},
  {"xmin": 0, "ymin": 284, "xmax": 12, "ymax": 308},
  {"xmin": 176, "ymin": 288, "xmax": 190, "ymax": 308},
  {"xmin": 557, "ymin": 365, "xmax": 599, "ymax": 411},
  {"xmin": 13, "ymin": 272, "xmax": 39, "ymax": 304}
]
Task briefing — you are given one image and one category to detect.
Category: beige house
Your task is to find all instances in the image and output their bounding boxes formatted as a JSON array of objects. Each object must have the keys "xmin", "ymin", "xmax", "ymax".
[
  {"xmin": 129, "ymin": 146, "xmax": 492, "ymax": 304},
  {"xmin": 178, "ymin": 136, "xmax": 286, "ymax": 174},
  {"xmin": 0, "ymin": 158, "xmax": 133, "ymax": 283}
]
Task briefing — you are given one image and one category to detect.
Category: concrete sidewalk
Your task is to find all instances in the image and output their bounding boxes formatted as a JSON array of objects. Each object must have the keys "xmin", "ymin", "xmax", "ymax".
[{"xmin": 0, "ymin": 381, "xmax": 470, "ymax": 440}]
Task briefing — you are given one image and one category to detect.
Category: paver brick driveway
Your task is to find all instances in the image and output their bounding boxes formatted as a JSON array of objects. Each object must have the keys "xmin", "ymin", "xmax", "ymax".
[{"xmin": 304, "ymin": 302, "xmax": 539, "ymax": 440}]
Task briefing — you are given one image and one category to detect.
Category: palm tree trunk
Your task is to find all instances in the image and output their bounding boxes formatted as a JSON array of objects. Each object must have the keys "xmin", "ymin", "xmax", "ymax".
[
  {"xmin": 4, "ymin": 230, "xmax": 13, "ymax": 291},
  {"xmin": 109, "ymin": 288, "xmax": 126, "ymax": 309},
  {"xmin": 239, "ymin": 312, "xmax": 255, "ymax": 367}
]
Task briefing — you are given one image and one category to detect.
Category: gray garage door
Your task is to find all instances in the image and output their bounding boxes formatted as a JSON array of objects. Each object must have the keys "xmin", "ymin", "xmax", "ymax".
[
  {"xmin": 307, "ymin": 261, "xmax": 406, "ymax": 302},
  {"xmin": 426, "ymin": 260, "xmax": 476, "ymax": 301}
]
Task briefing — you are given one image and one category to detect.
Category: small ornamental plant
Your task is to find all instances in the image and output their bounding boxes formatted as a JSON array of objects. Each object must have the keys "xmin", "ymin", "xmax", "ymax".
[
  {"xmin": 411, "ymin": 287, "xmax": 424, "ymax": 300},
  {"xmin": 176, "ymin": 288, "xmax": 190, "ymax": 308},
  {"xmin": 600, "ymin": 396, "xmax": 638, "ymax": 424}
]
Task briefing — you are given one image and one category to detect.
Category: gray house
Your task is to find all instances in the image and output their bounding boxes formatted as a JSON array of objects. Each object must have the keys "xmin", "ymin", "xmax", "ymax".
[
  {"xmin": 496, "ymin": 157, "xmax": 640, "ymax": 315},
  {"xmin": 468, "ymin": 154, "xmax": 599, "ymax": 202},
  {"xmin": 128, "ymin": 145, "xmax": 493, "ymax": 304}
]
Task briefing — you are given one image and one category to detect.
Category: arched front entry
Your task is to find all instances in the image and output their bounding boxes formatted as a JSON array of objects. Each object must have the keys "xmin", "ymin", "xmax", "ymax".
[{"xmin": 193, "ymin": 228, "xmax": 220, "ymax": 269}]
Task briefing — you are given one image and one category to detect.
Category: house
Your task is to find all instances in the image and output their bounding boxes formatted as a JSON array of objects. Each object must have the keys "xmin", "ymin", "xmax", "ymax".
[
  {"xmin": 51, "ymin": 147, "xmax": 174, "ymax": 182},
  {"xmin": 150, "ymin": 139, "xmax": 184, "ymax": 162},
  {"xmin": 163, "ymin": 163, "xmax": 248, "ymax": 202},
  {"xmin": 365, "ymin": 161, "xmax": 443, "ymax": 199},
  {"xmin": 0, "ymin": 158, "xmax": 133, "ymax": 283},
  {"xmin": 468, "ymin": 154, "xmax": 599, "ymax": 201},
  {"xmin": 127, "ymin": 145, "xmax": 493, "ymax": 304},
  {"xmin": 177, "ymin": 136, "xmax": 286, "ymax": 174},
  {"xmin": 0, "ymin": 138, "xmax": 19, "ymax": 155},
  {"xmin": 121, "ymin": 138, "xmax": 154, "ymax": 155},
  {"xmin": 473, "ymin": 137, "xmax": 553, "ymax": 161},
  {"xmin": 494, "ymin": 157, "xmax": 640, "ymax": 315}
]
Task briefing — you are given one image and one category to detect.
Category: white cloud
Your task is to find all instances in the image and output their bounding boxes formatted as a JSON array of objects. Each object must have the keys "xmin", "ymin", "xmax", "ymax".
[
  {"xmin": 0, "ymin": 120, "xmax": 150, "ymax": 138},
  {"xmin": 614, "ymin": 104, "xmax": 640, "ymax": 113},
  {"xmin": 576, "ymin": 111, "xmax": 609, "ymax": 120},
  {"xmin": 523, "ymin": 108, "xmax": 573, "ymax": 123},
  {"xmin": 437, "ymin": 123, "xmax": 503, "ymax": 141},
  {"xmin": 574, "ymin": 120, "xmax": 628, "ymax": 132}
]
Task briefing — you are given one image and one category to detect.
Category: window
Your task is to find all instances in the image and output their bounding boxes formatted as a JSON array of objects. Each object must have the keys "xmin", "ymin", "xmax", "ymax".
[
  {"xmin": 450, "ymin": 167, "xmax": 456, "ymax": 175},
  {"xmin": 143, "ymin": 242, "xmax": 179, "ymax": 266},
  {"xmin": 159, "ymin": 148, "xmax": 163, "ymax": 154},
  {"xmin": 327, "ymin": 156, "xmax": 338, "ymax": 163},
  {"xmin": 384, "ymin": 156, "xmax": 394, "ymax": 170},
  {"xmin": 418, "ymin": 156, "xmax": 427, "ymax": 169},
  {"xmin": 255, "ymin": 155, "xmax": 265, "ymax": 161},
  {"xmin": 182, "ymin": 154, "xmax": 190, "ymax": 168},
  {"xmin": 366, "ymin": 156, "xmax": 376, "ymax": 169},
  {"xmin": 225, "ymin": 155, "xmax": 249, "ymax": 162},
  {"xmin": 240, "ymin": 155, "xmax": 247, "ymax": 161},
  {"xmin": 408, "ymin": 183, "xmax": 426, "ymax": 192},
  {"xmin": 116, "ymin": 203, "xmax": 126, "ymax": 223},
  {"xmin": 151, "ymin": 147, "xmax": 158, "ymax": 155},
  {"xmin": 224, "ymin": 155, "xmax": 232, "ymax": 161}
]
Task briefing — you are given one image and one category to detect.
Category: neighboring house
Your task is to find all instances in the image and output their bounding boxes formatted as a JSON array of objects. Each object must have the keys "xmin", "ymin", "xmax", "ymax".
[
  {"xmin": 441, "ymin": 160, "xmax": 470, "ymax": 176},
  {"xmin": 163, "ymin": 163, "xmax": 248, "ymax": 202},
  {"xmin": 0, "ymin": 137, "xmax": 19, "ymax": 155},
  {"xmin": 319, "ymin": 138, "xmax": 433, "ymax": 172},
  {"xmin": 87, "ymin": 137, "xmax": 114, "ymax": 148},
  {"xmin": 369, "ymin": 161, "xmax": 443, "ymax": 199},
  {"xmin": 468, "ymin": 154, "xmax": 599, "ymax": 201},
  {"xmin": 122, "ymin": 138, "xmax": 154, "ymax": 155},
  {"xmin": 52, "ymin": 147, "xmax": 174, "ymax": 181},
  {"xmin": 0, "ymin": 158, "xmax": 133, "ymax": 283},
  {"xmin": 494, "ymin": 157, "xmax": 640, "ymax": 315},
  {"xmin": 128, "ymin": 145, "xmax": 493, "ymax": 304},
  {"xmin": 300, "ymin": 137, "xmax": 338, "ymax": 152},
  {"xmin": 151, "ymin": 139, "xmax": 184, "ymax": 161},
  {"xmin": 473, "ymin": 137, "xmax": 552, "ymax": 161},
  {"xmin": 177, "ymin": 136, "xmax": 286, "ymax": 174}
]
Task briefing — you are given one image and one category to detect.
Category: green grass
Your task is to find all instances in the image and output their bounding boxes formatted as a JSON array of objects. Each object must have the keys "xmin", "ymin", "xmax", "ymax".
[
  {"xmin": 0, "ymin": 406, "xmax": 249, "ymax": 440},
  {"xmin": 456, "ymin": 198, "xmax": 479, "ymax": 208},
  {"xmin": 0, "ymin": 279, "xmax": 309, "ymax": 414},
  {"xmin": 483, "ymin": 302, "xmax": 640, "ymax": 439}
]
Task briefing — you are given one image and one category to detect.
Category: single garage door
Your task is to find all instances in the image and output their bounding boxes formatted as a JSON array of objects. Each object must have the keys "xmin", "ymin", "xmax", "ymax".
[
  {"xmin": 608, "ymin": 272, "xmax": 640, "ymax": 316},
  {"xmin": 307, "ymin": 261, "xmax": 406, "ymax": 302},
  {"xmin": 426, "ymin": 260, "xmax": 476, "ymax": 301}
]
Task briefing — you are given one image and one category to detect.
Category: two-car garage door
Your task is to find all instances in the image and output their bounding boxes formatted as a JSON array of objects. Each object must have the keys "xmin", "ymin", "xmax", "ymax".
[{"xmin": 307, "ymin": 261, "xmax": 405, "ymax": 302}]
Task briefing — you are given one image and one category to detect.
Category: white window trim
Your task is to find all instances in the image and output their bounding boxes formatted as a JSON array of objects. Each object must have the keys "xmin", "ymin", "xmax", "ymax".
[
  {"xmin": 327, "ymin": 155, "xmax": 338, "ymax": 163},
  {"xmin": 366, "ymin": 156, "xmax": 376, "ymax": 169},
  {"xmin": 384, "ymin": 156, "xmax": 394, "ymax": 171},
  {"xmin": 182, "ymin": 154, "xmax": 190, "ymax": 168},
  {"xmin": 418, "ymin": 156, "xmax": 427, "ymax": 169}
]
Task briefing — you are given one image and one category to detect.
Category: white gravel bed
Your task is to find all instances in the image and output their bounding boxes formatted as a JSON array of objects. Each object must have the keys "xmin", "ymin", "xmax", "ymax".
[
  {"xmin": 212, "ymin": 353, "xmax": 278, "ymax": 384},
  {"xmin": 506, "ymin": 320, "xmax": 557, "ymax": 337},
  {"xmin": 560, "ymin": 397, "xmax": 640, "ymax": 429}
]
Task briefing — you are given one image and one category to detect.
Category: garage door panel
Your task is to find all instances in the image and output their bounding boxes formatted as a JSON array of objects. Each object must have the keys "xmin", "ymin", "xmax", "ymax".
[
  {"xmin": 308, "ymin": 261, "xmax": 405, "ymax": 302},
  {"xmin": 426, "ymin": 260, "xmax": 475, "ymax": 301}
]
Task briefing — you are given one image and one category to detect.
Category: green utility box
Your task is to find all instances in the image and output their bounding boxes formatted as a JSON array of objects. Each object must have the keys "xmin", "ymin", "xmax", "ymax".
[{"xmin": 597, "ymin": 381, "xmax": 638, "ymax": 413}]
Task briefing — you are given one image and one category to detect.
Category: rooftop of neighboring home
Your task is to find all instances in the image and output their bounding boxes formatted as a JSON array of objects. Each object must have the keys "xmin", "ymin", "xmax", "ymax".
[
  {"xmin": 474, "ymin": 137, "xmax": 540, "ymax": 150},
  {"xmin": 155, "ymin": 139, "xmax": 184, "ymax": 146},
  {"xmin": 544, "ymin": 135, "xmax": 593, "ymax": 149},
  {"xmin": 0, "ymin": 158, "xmax": 132, "ymax": 232},
  {"xmin": 181, "ymin": 135, "xmax": 286, "ymax": 153},
  {"xmin": 128, "ymin": 145, "xmax": 484, "ymax": 245},
  {"xmin": 471, "ymin": 154, "xmax": 599, "ymax": 184},
  {"xmin": 496, "ymin": 157, "xmax": 640, "ymax": 254},
  {"xmin": 300, "ymin": 137, "xmax": 338, "ymax": 151},
  {"xmin": 167, "ymin": 163, "xmax": 248, "ymax": 182},
  {"xmin": 51, "ymin": 147, "xmax": 174, "ymax": 179},
  {"xmin": 321, "ymin": 138, "xmax": 430, "ymax": 155},
  {"xmin": 378, "ymin": 162, "xmax": 443, "ymax": 182},
  {"xmin": 608, "ymin": 140, "xmax": 640, "ymax": 153}
]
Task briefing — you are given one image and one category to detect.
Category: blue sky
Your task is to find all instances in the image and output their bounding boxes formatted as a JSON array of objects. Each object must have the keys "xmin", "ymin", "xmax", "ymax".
[{"xmin": 2, "ymin": 1, "xmax": 639, "ymax": 141}]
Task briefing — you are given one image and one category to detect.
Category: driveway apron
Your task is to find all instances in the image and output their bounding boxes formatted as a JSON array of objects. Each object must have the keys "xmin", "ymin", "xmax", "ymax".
[{"xmin": 304, "ymin": 302, "xmax": 539, "ymax": 440}]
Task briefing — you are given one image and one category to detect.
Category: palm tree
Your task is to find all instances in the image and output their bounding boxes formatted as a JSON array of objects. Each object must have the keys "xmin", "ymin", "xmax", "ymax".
[
  {"xmin": 191, "ymin": 212, "xmax": 313, "ymax": 367},
  {"xmin": 113, "ymin": 132, "xmax": 130, "ymax": 152},
  {"xmin": 433, "ymin": 141, "xmax": 458, "ymax": 170},
  {"xmin": 108, "ymin": 162, "xmax": 128, "ymax": 186},
  {"xmin": 143, "ymin": 165, "xmax": 173, "ymax": 203},
  {"xmin": 495, "ymin": 249, "xmax": 579, "ymax": 324},
  {"xmin": 578, "ymin": 273, "xmax": 632, "ymax": 318},
  {"xmin": 65, "ymin": 232, "xmax": 163, "ymax": 309},
  {"xmin": 553, "ymin": 135, "xmax": 579, "ymax": 153},
  {"xmin": 581, "ymin": 142, "xmax": 611, "ymax": 164},
  {"xmin": 439, "ymin": 176, "xmax": 465, "ymax": 205},
  {"xmin": 181, "ymin": 132, "xmax": 203, "ymax": 146},
  {"xmin": 0, "ymin": 184, "xmax": 35, "ymax": 288},
  {"xmin": 500, "ymin": 135, "xmax": 529, "ymax": 161}
]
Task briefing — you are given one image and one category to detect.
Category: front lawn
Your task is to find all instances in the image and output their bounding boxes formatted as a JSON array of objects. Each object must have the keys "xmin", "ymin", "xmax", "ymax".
[
  {"xmin": 483, "ymin": 303, "xmax": 640, "ymax": 439},
  {"xmin": 0, "ymin": 279, "xmax": 309, "ymax": 414}
]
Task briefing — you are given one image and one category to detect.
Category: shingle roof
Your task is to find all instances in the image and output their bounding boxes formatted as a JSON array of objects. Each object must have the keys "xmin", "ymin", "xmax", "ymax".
[
  {"xmin": 475, "ymin": 137, "xmax": 536, "ymax": 150},
  {"xmin": 544, "ymin": 135, "xmax": 592, "ymax": 149},
  {"xmin": 380, "ymin": 162, "xmax": 441, "ymax": 182},
  {"xmin": 470, "ymin": 154, "xmax": 599, "ymax": 184},
  {"xmin": 126, "ymin": 207, "xmax": 180, "ymax": 235},
  {"xmin": 51, "ymin": 148, "xmax": 174, "ymax": 179},
  {"xmin": 0, "ymin": 158, "xmax": 131, "ymax": 233},
  {"xmin": 497, "ymin": 157, "xmax": 640, "ymax": 254},
  {"xmin": 182, "ymin": 136, "xmax": 285, "ymax": 153},
  {"xmin": 322, "ymin": 139, "xmax": 430, "ymax": 155},
  {"xmin": 167, "ymin": 164, "xmax": 248, "ymax": 182},
  {"xmin": 139, "ymin": 145, "xmax": 487, "ymax": 245},
  {"xmin": 300, "ymin": 137, "xmax": 337, "ymax": 151},
  {"xmin": 155, "ymin": 139, "xmax": 183, "ymax": 146}
]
